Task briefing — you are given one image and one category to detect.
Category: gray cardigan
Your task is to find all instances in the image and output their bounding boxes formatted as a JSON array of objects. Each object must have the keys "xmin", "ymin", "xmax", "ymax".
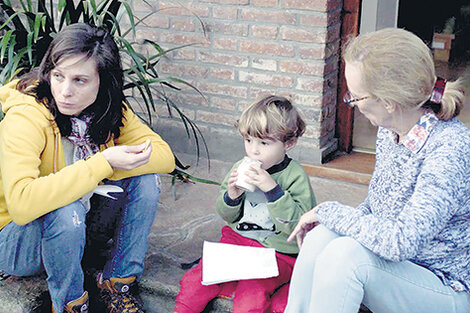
[{"xmin": 316, "ymin": 113, "xmax": 470, "ymax": 293}]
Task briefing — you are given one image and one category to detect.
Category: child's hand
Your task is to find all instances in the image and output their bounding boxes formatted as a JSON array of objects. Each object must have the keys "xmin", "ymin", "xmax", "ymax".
[
  {"xmin": 227, "ymin": 168, "xmax": 244, "ymax": 200},
  {"xmin": 244, "ymin": 166, "xmax": 277, "ymax": 192}
]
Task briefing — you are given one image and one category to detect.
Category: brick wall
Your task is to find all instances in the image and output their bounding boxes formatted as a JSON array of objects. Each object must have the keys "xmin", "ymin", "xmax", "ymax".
[{"xmin": 131, "ymin": 0, "xmax": 342, "ymax": 164}]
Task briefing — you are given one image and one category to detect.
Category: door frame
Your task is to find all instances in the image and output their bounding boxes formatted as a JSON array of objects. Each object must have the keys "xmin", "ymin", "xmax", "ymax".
[{"xmin": 335, "ymin": 0, "xmax": 362, "ymax": 152}]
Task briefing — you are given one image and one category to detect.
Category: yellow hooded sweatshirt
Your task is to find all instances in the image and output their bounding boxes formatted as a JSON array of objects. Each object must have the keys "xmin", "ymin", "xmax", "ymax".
[{"xmin": 0, "ymin": 80, "xmax": 175, "ymax": 229}]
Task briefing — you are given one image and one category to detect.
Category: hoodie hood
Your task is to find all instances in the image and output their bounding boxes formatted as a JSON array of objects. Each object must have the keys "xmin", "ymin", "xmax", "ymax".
[{"xmin": 0, "ymin": 80, "xmax": 53, "ymax": 118}]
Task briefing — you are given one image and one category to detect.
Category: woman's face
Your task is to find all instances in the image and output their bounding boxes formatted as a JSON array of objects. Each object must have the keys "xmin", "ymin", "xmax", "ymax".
[
  {"xmin": 50, "ymin": 54, "xmax": 100, "ymax": 117},
  {"xmin": 344, "ymin": 62, "xmax": 393, "ymax": 128}
]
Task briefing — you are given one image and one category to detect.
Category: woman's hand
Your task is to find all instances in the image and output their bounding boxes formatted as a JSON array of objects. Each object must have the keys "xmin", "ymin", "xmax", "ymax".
[
  {"xmin": 101, "ymin": 140, "xmax": 152, "ymax": 171},
  {"xmin": 287, "ymin": 208, "xmax": 319, "ymax": 249},
  {"xmin": 227, "ymin": 168, "xmax": 244, "ymax": 200}
]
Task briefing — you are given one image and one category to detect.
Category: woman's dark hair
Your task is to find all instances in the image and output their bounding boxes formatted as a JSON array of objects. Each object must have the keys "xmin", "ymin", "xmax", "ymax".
[{"xmin": 17, "ymin": 23, "xmax": 126, "ymax": 144}]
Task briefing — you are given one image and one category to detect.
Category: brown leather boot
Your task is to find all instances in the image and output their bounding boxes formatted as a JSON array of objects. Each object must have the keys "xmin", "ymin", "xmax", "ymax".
[
  {"xmin": 96, "ymin": 273, "xmax": 145, "ymax": 313},
  {"xmin": 52, "ymin": 291, "xmax": 89, "ymax": 313}
]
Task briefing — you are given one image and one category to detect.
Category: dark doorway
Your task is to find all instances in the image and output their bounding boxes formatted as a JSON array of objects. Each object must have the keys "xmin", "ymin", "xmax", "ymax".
[{"xmin": 398, "ymin": 0, "xmax": 470, "ymax": 62}]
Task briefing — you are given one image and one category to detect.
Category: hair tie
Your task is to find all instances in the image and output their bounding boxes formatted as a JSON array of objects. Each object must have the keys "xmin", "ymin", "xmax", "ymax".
[{"xmin": 429, "ymin": 77, "xmax": 446, "ymax": 104}]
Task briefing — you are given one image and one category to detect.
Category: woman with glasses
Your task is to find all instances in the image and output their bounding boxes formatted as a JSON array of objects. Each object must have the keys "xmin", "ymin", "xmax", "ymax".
[{"xmin": 285, "ymin": 28, "xmax": 470, "ymax": 313}]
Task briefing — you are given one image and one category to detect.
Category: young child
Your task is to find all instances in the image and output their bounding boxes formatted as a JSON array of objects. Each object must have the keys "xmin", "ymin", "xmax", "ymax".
[{"xmin": 174, "ymin": 95, "xmax": 316, "ymax": 313}]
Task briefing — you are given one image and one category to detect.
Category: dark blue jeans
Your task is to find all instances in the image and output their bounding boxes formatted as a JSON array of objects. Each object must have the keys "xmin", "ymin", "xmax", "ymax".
[{"xmin": 0, "ymin": 174, "xmax": 160, "ymax": 313}]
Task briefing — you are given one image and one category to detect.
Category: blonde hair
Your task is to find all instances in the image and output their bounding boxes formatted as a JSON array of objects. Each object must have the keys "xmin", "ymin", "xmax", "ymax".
[
  {"xmin": 236, "ymin": 95, "xmax": 306, "ymax": 143},
  {"xmin": 343, "ymin": 28, "xmax": 464, "ymax": 120}
]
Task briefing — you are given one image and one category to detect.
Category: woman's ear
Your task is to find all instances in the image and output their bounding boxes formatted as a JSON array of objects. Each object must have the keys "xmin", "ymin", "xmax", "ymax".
[
  {"xmin": 284, "ymin": 137, "xmax": 298, "ymax": 151},
  {"xmin": 384, "ymin": 101, "xmax": 396, "ymax": 113}
]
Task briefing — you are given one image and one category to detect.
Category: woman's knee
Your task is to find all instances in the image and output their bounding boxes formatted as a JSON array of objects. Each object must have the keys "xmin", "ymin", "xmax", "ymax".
[
  {"xmin": 315, "ymin": 236, "xmax": 370, "ymax": 280},
  {"xmin": 41, "ymin": 201, "xmax": 86, "ymax": 241},
  {"xmin": 297, "ymin": 225, "xmax": 340, "ymax": 261},
  {"xmin": 127, "ymin": 174, "xmax": 161, "ymax": 202}
]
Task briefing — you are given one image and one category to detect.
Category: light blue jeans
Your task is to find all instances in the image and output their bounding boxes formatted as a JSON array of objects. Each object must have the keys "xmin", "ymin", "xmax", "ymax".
[
  {"xmin": 285, "ymin": 224, "xmax": 470, "ymax": 313},
  {"xmin": 0, "ymin": 174, "xmax": 160, "ymax": 313}
]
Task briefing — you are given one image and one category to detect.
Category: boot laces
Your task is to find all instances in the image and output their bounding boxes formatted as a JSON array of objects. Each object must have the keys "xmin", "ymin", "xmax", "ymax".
[{"xmin": 101, "ymin": 286, "xmax": 144, "ymax": 313}]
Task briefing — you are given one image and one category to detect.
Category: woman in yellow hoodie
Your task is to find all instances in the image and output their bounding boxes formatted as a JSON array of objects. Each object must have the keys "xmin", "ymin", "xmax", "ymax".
[{"xmin": 0, "ymin": 23, "xmax": 175, "ymax": 313}]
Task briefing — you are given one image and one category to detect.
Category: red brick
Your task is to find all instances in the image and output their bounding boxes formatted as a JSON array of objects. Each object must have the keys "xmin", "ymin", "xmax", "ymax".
[
  {"xmin": 298, "ymin": 40, "xmax": 339, "ymax": 60},
  {"xmin": 199, "ymin": 51, "xmax": 249, "ymax": 67},
  {"xmin": 212, "ymin": 7, "xmax": 239, "ymax": 19},
  {"xmin": 132, "ymin": 0, "xmax": 155, "ymax": 11},
  {"xmin": 166, "ymin": 49, "xmax": 197, "ymax": 61},
  {"xmin": 171, "ymin": 17, "xmax": 196, "ymax": 31},
  {"xmin": 302, "ymin": 126, "xmax": 321, "ymax": 140},
  {"xmin": 296, "ymin": 77, "xmax": 325, "ymax": 92},
  {"xmin": 160, "ymin": 33, "xmax": 210, "ymax": 47},
  {"xmin": 299, "ymin": 12, "xmax": 327, "ymax": 27},
  {"xmin": 239, "ymin": 71, "xmax": 293, "ymax": 88},
  {"xmin": 158, "ymin": 2, "xmax": 210, "ymax": 17},
  {"xmin": 291, "ymin": 93, "xmax": 323, "ymax": 108},
  {"xmin": 160, "ymin": 90, "xmax": 208, "ymax": 108},
  {"xmin": 136, "ymin": 14, "xmax": 170, "ymax": 28},
  {"xmin": 282, "ymin": 0, "xmax": 342, "ymax": 12},
  {"xmin": 197, "ymin": 111, "xmax": 238, "ymax": 127},
  {"xmin": 198, "ymin": 82, "xmax": 248, "ymax": 98},
  {"xmin": 199, "ymin": 0, "xmax": 249, "ymax": 4},
  {"xmin": 213, "ymin": 37, "xmax": 239, "ymax": 51},
  {"xmin": 241, "ymin": 8, "xmax": 296, "ymax": 24},
  {"xmin": 280, "ymin": 26, "xmax": 327, "ymax": 43},
  {"xmin": 298, "ymin": 11, "xmax": 339, "ymax": 27},
  {"xmin": 209, "ymin": 96, "xmax": 237, "ymax": 110},
  {"xmin": 209, "ymin": 68, "xmax": 236, "ymax": 80},
  {"xmin": 252, "ymin": 0, "xmax": 279, "ymax": 7},
  {"xmin": 252, "ymin": 25, "xmax": 278, "ymax": 39},
  {"xmin": 155, "ymin": 103, "xmax": 197, "ymax": 120},
  {"xmin": 135, "ymin": 29, "xmax": 160, "ymax": 42},
  {"xmin": 280, "ymin": 59, "xmax": 337, "ymax": 76},
  {"xmin": 301, "ymin": 108, "xmax": 322, "ymax": 122},
  {"xmin": 252, "ymin": 58, "xmax": 277, "ymax": 71},
  {"xmin": 209, "ymin": 127, "xmax": 240, "ymax": 139},
  {"xmin": 240, "ymin": 40, "xmax": 295, "ymax": 57},
  {"xmin": 204, "ymin": 21, "xmax": 249, "ymax": 36},
  {"xmin": 160, "ymin": 63, "xmax": 209, "ymax": 78},
  {"xmin": 249, "ymin": 87, "xmax": 285, "ymax": 101}
]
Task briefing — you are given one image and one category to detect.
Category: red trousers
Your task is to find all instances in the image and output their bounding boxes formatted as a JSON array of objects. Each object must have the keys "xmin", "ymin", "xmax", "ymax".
[{"xmin": 174, "ymin": 226, "xmax": 296, "ymax": 313}]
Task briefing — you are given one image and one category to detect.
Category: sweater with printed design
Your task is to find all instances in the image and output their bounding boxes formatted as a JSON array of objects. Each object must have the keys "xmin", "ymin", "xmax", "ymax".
[{"xmin": 216, "ymin": 156, "xmax": 316, "ymax": 255}]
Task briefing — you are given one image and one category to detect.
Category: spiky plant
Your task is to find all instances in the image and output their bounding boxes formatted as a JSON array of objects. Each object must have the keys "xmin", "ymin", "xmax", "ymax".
[{"xmin": 0, "ymin": 0, "xmax": 218, "ymax": 187}]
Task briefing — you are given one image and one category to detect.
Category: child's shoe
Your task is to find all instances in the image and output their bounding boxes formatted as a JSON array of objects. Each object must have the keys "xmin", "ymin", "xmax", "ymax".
[{"xmin": 96, "ymin": 273, "xmax": 145, "ymax": 313}]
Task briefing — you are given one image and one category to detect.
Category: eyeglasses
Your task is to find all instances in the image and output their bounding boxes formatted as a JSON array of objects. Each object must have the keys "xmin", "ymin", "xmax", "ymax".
[{"xmin": 343, "ymin": 91, "xmax": 369, "ymax": 107}]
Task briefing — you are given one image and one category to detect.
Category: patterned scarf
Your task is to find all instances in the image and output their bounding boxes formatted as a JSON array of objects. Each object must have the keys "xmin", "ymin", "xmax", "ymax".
[{"xmin": 67, "ymin": 115, "xmax": 100, "ymax": 162}]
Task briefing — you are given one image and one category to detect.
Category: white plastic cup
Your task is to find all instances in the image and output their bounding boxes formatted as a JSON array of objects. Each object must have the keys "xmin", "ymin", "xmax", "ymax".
[{"xmin": 235, "ymin": 156, "xmax": 262, "ymax": 192}]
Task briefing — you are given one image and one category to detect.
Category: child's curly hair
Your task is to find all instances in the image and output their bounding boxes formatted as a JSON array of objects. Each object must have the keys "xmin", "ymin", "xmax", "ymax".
[{"xmin": 236, "ymin": 95, "xmax": 306, "ymax": 143}]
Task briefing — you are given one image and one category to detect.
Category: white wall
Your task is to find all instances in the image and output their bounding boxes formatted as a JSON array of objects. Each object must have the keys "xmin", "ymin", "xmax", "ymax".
[{"xmin": 360, "ymin": 0, "xmax": 399, "ymax": 33}]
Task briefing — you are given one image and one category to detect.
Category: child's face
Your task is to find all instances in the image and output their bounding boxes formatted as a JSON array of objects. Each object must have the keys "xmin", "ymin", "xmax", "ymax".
[{"xmin": 243, "ymin": 135, "xmax": 291, "ymax": 170}]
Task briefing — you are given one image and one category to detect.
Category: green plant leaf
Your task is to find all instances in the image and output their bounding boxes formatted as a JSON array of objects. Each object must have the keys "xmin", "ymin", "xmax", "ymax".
[{"xmin": 0, "ymin": 30, "xmax": 13, "ymax": 63}]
